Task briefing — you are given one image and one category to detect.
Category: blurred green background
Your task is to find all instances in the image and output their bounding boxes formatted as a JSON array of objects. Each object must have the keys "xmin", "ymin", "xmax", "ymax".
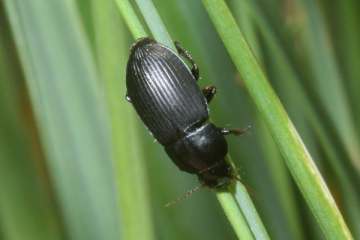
[{"xmin": 0, "ymin": 0, "xmax": 359, "ymax": 239}]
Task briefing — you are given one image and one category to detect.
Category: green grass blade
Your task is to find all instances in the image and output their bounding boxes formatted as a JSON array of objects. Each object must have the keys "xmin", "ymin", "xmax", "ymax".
[
  {"xmin": 229, "ymin": 0, "xmax": 260, "ymax": 59},
  {"xmin": 76, "ymin": 0, "xmax": 95, "ymax": 49},
  {"xmin": 116, "ymin": 1, "xmax": 270, "ymax": 239},
  {"xmin": 0, "ymin": 75, "xmax": 63, "ymax": 240},
  {"xmin": 114, "ymin": 0, "xmax": 147, "ymax": 39},
  {"xmin": 201, "ymin": 0, "xmax": 353, "ymax": 239},
  {"xmin": 3, "ymin": 1, "xmax": 121, "ymax": 239},
  {"xmin": 217, "ymin": 191, "xmax": 254, "ymax": 240},
  {"xmin": 230, "ymin": 2, "xmax": 304, "ymax": 238},
  {"xmin": 0, "ymin": 80, "xmax": 62, "ymax": 240},
  {"xmin": 0, "ymin": 15, "xmax": 63, "ymax": 239},
  {"xmin": 332, "ymin": 0, "xmax": 360, "ymax": 133},
  {"xmin": 248, "ymin": 2, "xmax": 360, "ymax": 235},
  {"xmin": 218, "ymin": 178, "xmax": 270, "ymax": 240},
  {"xmin": 256, "ymin": 120, "xmax": 304, "ymax": 240},
  {"xmin": 91, "ymin": 1, "xmax": 155, "ymax": 239},
  {"xmin": 296, "ymin": 0, "xmax": 360, "ymax": 173},
  {"xmin": 134, "ymin": 0, "xmax": 174, "ymax": 48}
]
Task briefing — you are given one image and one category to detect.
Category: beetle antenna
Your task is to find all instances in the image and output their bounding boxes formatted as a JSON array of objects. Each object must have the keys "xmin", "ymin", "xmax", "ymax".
[{"xmin": 165, "ymin": 183, "xmax": 204, "ymax": 208}]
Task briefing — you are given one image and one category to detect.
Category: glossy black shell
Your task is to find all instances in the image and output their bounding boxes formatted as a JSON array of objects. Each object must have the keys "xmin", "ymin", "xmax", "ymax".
[
  {"xmin": 126, "ymin": 38, "xmax": 233, "ymax": 188},
  {"xmin": 126, "ymin": 38, "xmax": 208, "ymax": 145}
]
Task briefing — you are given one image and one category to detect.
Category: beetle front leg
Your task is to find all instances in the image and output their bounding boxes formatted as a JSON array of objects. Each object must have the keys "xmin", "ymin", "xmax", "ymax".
[
  {"xmin": 202, "ymin": 85, "xmax": 216, "ymax": 103},
  {"xmin": 221, "ymin": 125, "xmax": 251, "ymax": 136},
  {"xmin": 174, "ymin": 41, "xmax": 199, "ymax": 81}
]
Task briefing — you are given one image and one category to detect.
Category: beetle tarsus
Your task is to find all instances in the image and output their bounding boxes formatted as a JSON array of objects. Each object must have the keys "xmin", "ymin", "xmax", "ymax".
[
  {"xmin": 202, "ymin": 85, "xmax": 216, "ymax": 103},
  {"xmin": 221, "ymin": 125, "xmax": 251, "ymax": 136},
  {"xmin": 174, "ymin": 41, "xmax": 200, "ymax": 81}
]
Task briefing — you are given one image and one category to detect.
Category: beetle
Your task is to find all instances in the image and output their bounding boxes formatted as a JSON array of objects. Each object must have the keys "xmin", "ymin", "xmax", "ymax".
[{"xmin": 126, "ymin": 37, "xmax": 247, "ymax": 188}]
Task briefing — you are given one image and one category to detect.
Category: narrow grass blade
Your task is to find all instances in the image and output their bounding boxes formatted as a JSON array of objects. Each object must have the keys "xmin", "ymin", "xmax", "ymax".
[
  {"xmin": 201, "ymin": 0, "xmax": 353, "ymax": 239},
  {"xmin": 134, "ymin": 0, "xmax": 174, "ymax": 48},
  {"xmin": 331, "ymin": 0, "xmax": 360, "ymax": 132},
  {"xmin": 3, "ymin": 1, "xmax": 121, "ymax": 239},
  {"xmin": 0, "ymin": 15, "xmax": 63, "ymax": 239},
  {"xmin": 76, "ymin": 0, "xmax": 95, "ymax": 49},
  {"xmin": 218, "ymin": 175, "xmax": 270, "ymax": 240},
  {"xmin": 229, "ymin": 0, "xmax": 260, "ymax": 58},
  {"xmin": 91, "ymin": 1, "xmax": 155, "ymax": 239},
  {"xmin": 248, "ymin": 2, "xmax": 360, "ymax": 235},
  {"xmin": 230, "ymin": 2, "xmax": 304, "ymax": 238},
  {"xmin": 296, "ymin": 0, "xmax": 360, "ymax": 173},
  {"xmin": 0, "ymin": 76, "xmax": 63, "ymax": 240},
  {"xmin": 114, "ymin": 0, "xmax": 147, "ymax": 39},
  {"xmin": 217, "ymin": 191, "xmax": 254, "ymax": 240},
  {"xmin": 256, "ymin": 120, "xmax": 304, "ymax": 240}
]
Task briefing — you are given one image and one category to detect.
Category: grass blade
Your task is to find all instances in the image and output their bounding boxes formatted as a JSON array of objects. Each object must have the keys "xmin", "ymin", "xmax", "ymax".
[
  {"xmin": 230, "ymin": 2, "xmax": 304, "ymax": 238},
  {"xmin": 217, "ymin": 191, "xmax": 254, "ymax": 240},
  {"xmin": 3, "ymin": 1, "xmax": 121, "ymax": 239},
  {"xmin": 115, "ymin": 0, "xmax": 147, "ymax": 39},
  {"xmin": 247, "ymin": 1, "xmax": 360, "ymax": 235},
  {"xmin": 201, "ymin": 0, "xmax": 353, "ymax": 239},
  {"xmin": 0, "ymin": 14, "xmax": 63, "ymax": 239},
  {"xmin": 134, "ymin": 0, "xmax": 174, "ymax": 48},
  {"xmin": 91, "ymin": 0, "xmax": 155, "ymax": 239},
  {"xmin": 217, "ymin": 177, "xmax": 270, "ymax": 240},
  {"xmin": 296, "ymin": 0, "xmax": 360, "ymax": 173},
  {"xmin": 330, "ymin": 0, "xmax": 360, "ymax": 133}
]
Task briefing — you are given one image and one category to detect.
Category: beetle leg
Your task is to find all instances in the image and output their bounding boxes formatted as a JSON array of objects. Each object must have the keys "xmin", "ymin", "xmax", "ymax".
[
  {"xmin": 202, "ymin": 85, "xmax": 216, "ymax": 103},
  {"xmin": 174, "ymin": 41, "xmax": 200, "ymax": 81},
  {"xmin": 221, "ymin": 125, "xmax": 251, "ymax": 136}
]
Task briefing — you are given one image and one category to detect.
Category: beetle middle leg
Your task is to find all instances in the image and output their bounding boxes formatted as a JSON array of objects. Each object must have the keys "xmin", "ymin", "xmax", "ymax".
[
  {"xmin": 221, "ymin": 125, "xmax": 251, "ymax": 136},
  {"xmin": 202, "ymin": 85, "xmax": 216, "ymax": 103},
  {"xmin": 174, "ymin": 41, "xmax": 199, "ymax": 81}
]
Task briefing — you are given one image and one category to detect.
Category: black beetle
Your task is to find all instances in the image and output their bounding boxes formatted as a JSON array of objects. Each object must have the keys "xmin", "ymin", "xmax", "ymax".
[{"xmin": 126, "ymin": 37, "xmax": 247, "ymax": 188}]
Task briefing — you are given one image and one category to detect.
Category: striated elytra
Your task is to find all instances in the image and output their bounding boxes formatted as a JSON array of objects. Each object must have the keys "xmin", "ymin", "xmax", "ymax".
[{"xmin": 126, "ymin": 37, "xmax": 246, "ymax": 188}]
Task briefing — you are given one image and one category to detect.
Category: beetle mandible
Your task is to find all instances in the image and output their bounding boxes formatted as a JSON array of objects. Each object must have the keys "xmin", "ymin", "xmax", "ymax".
[{"xmin": 126, "ymin": 37, "xmax": 247, "ymax": 188}]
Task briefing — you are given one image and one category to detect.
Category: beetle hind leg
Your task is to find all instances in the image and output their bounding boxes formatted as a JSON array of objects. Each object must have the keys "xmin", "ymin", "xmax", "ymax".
[
  {"xmin": 174, "ymin": 41, "xmax": 199, "ymax": 81},
  {"xmin": 202, "ymin": 85, "xmax": 216, "ymax": 103}
]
